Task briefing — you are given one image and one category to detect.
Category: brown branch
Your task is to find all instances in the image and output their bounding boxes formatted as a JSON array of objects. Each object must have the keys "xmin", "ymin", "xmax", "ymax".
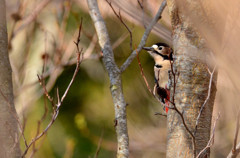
[
  {"xmin": 137, "ymin": 0, "xmax": 144, "ymax": 9},
  {"xmin": 172, "ymin": 104, "xmax": 196, "ymax": 157},
  {"xmin": 197, "ymin": 112, "xmax": 220, "ymax": 158},
  {"xmin": 136, "ymin": 51, "xmax": 152, "ymax": 94},
  {"xmin": 233, "ymin": 110, "xmax": 240, "ymax": 154},
  {"xmin": 94, "ymin": 129, "xmax": 104, "ymax": 158},
  {"xmin": 137, "ymin": 0, "xmax": 147, "ymax": 28},
  {"xmin": 29, "ymin": 55, "xmax": 49, "ymax": 157},
  {"xmin": 21, "ymin": 23, "xmax": 83, "ymax": 157},
  {"xmin": 227, "ymin": 144, "xmax": 240, "ymax": 158},
  {"xmin": 227, "ymin": 110, "xmax": 240, "ymax": 158},
  {"xmin": 106, "ymin": 0, "xmax": 133, "ymax": 52},
  {"xmin": 154, "ymin": 112, "xmax": 167, "ymax": 117},
  {"xmin": 14, "ymin": 0, "xmax": 53, "ymax": 36},
  {"xmin": 120, "ymin": 0, "xmax": 167, "ymax": 72},
  {"xmin": 194, "ymin": 65, "xmax": 216, "ymax": 136}
]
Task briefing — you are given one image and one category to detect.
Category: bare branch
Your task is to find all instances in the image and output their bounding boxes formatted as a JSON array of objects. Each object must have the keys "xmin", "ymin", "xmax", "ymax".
[
  {"xmin": 21, "ymin": 23, "xmax": 83, "ymax": 157},
  {"xmin": 14, "ymin": 0, "xmax": 53, "ymax": 35},
  {"xmin": 137, "ymin": 0, "xmax": 147, "ymax": 28},
  {"xmin": 227, "ymin": 144, "xmax": 240, "ymax": 158},
  {"xmin": 233, "ymin": 110, "xmax": 240, "ymax": 154},
  {"xmin": 87, "ymin": 0, "xmax": 129, "ymax": 157},
  {"xmin": 94, "ymin": 129, "xmax": 104, "ymax": 158},
  {"xmin": 173, "ymin": 105, "xmax": 196, "ymax": 157},
  {"xmin": 137, "ymin": 0, "xmax": 144, "ymax": 9},
  {"xmin": 194, "ymin": 65, "xmax": 216, "ymax": 136},
  {"xmin": 154, "ymin": 112, "xmax": 167, "ymax": 117},
  {"xmin": 197, "ymin": 113, "xmax": 220, "ymax": 158},
  {"xmin": 120, "ymin": 0, "xmax": 167, "ymax": 72},
  {"xmin": 106, "ymin": 0, "xmax": 133, "ymax": 52},
  {"xmin": 62, "ymin": 21, "xmax": 83, "ymax": 103},
  {"xmin": 136, "ymin": 51, "xmax": 152, "ymax": 94},
  {"xmin": 227, "ymin": 110, "xmax": 240, "ymax": 158}
]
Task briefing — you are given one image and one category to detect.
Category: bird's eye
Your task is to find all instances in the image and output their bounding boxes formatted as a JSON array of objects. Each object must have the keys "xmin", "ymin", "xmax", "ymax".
[{"xmin": 159, "ymin": 46, "xmax": 163, "ymax": 50}]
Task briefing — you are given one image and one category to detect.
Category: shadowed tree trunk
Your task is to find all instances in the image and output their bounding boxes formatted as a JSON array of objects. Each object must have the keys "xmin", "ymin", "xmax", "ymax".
[
  {"xmin": 0, "ymin": 0, "xmax": 21, "ymax": 157},
  {"xmin": 166, "ymin": 0, "xmax": 217, "ymax": 157}
]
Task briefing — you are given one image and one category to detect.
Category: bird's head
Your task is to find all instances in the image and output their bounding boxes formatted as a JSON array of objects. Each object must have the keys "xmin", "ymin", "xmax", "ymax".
[{"xmin": 143, "ymin": 43, "xmax": 173, "ymax": 63}]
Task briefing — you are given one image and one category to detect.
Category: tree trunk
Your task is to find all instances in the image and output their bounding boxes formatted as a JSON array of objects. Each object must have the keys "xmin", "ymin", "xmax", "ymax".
[
  {"xmin": 0, "ymin": 0, "xmax": 21, "ymax": 157},
  {"xmin": 166, "ymin": 0, "xmax": 217, "ymax": 157}
]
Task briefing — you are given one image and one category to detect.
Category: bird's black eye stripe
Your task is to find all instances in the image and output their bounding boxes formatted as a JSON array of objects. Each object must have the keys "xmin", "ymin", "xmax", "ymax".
[{"xmin": 155, "ymin": 64, "xmax": 163, "ymax": 68}]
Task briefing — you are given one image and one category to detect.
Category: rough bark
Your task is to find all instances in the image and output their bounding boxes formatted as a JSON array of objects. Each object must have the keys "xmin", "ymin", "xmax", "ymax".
[
  {"xmin": 166, "ymin": 0, "xmax": 217, "ymax": 157},
  {"xmin": 0, "ymin": 0, "xmax": 21, "ymax": 157}
]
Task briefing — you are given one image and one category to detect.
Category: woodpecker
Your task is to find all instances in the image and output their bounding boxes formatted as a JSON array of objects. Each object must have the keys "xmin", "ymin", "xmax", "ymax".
[{"xmin": 143, "ymin": 43, "xmax": 173, "ymax": 113}]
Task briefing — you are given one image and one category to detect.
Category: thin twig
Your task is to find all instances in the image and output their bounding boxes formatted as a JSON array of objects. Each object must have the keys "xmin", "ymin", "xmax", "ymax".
[
  {"xmin": 194, "ymin": 65, "xmax": 216, "ymax": 136},
  {"xmin": 136, "ymin": 51, "xmax": 152, "ymax": 94},
  {"xmin": 14, "ymin": 0, "xmax": 53, "ymax": 35},
  {"xmin": 120, "ymin": 0, "xmax": 167, "ymax": 72},
  {"xmin": 137, "ymin": 0, "xmax": 147, "ymax": 28},
  {"xmin": 154, "ymin": 112, "xmax": 167, "ymax": 117},
  {"xmin": 94, "ymin": 129, "xmax": 104, "ymax": 158},
  {"xmin": 227, "ymin": 109, "xmax": 240, "ymax": 158},
  {"xmin": 233, "ymin": 110, "xmax": 240, "ymax": 153},
  {"xmin": 197, "ymin": 112, "xmax": 220, "ymax": 158},
  {"xmin": 105, "ymin": 0, "xmax": 133, "ymax": 52},
  {"xmin": 173, "ymin": 105, "xmax": 196, "ymax": 157},
  {"xmin": 137, "ymin": 0, "xmax": 144, "ymax": 9},
  {"xmin": 21, "ymin": 22, "xmax": 83, "ymax": 157},
  {"xmin": 29, "ymin": 51, "xmax": 50, "ymax": 157}
]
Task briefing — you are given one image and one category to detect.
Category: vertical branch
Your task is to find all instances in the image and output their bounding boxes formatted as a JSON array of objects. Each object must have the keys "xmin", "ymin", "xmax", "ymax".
[
  {"xmin": 227, "ymin": 110, "xmax": 240, "ymax": 158},
  {"xmin": 233, "ymin": 110, "xmax": 240, "ymax": 154},
  {"xmin": 194, "ymin": 65, "xmax": 216, "ymax": 135},
  {"xmin": 87, "ymin": 0, "xmax": 129, "ymax": 157}
]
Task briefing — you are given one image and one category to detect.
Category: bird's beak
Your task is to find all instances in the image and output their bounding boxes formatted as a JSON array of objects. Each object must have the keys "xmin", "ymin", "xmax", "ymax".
[{"xmin": 143, "ymin": 47, "xmax": 154, "ymax": 51}]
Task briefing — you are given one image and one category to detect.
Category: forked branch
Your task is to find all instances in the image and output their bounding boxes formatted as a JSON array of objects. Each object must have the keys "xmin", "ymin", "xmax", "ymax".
[
  {"xmin": 120, "ymin": 0, "xmax": 167, "ymax": 72},
  {"xmin": 106, "ymin": 0, "xmax": 133, "ymax": 52},
  {"xmin": 21, "ymin": 23, "xmax": 83, "ymax": 157}
]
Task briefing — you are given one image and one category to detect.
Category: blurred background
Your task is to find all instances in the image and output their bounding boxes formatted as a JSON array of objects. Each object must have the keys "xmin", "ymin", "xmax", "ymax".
[{"xmin": 5, "ymin": 0, "xmax": 240, "ymax": 157}]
